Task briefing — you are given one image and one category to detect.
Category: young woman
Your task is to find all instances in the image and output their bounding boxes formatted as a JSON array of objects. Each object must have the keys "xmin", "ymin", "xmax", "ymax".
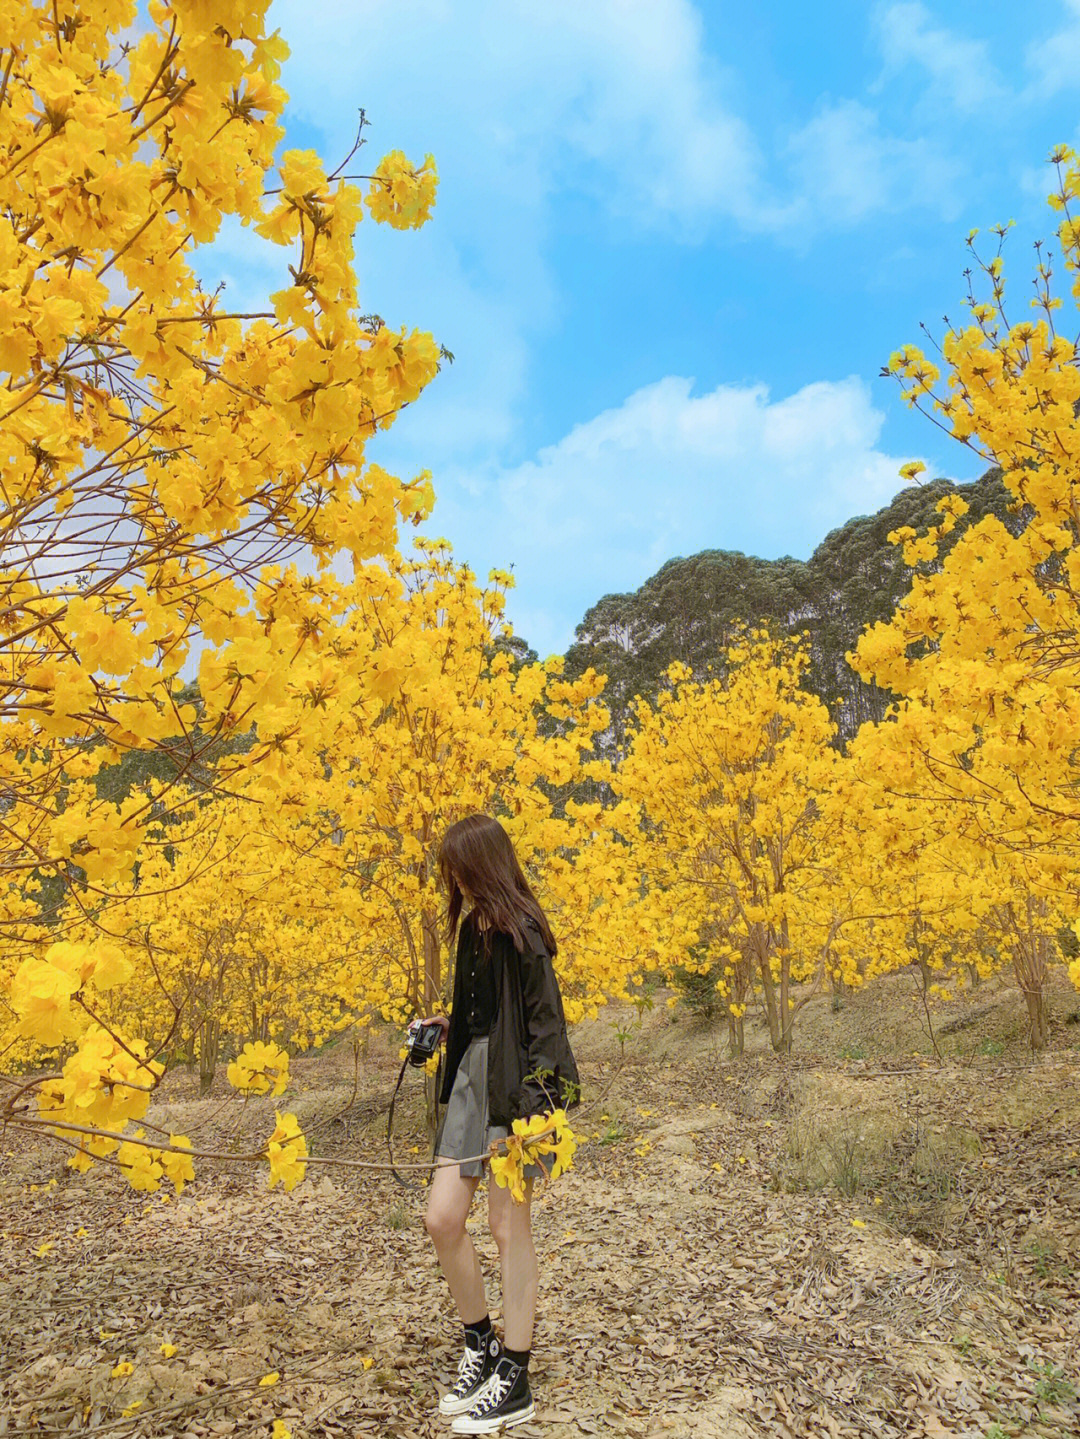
[{"xmin": 423, "ymin": 813, "xmax": 580, "ymax": 1435}]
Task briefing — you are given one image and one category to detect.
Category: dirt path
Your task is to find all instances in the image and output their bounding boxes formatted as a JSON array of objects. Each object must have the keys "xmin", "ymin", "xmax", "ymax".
[{"xmin": 2, "ymin": 998, "xmax": 1079, "ymax": 1438}]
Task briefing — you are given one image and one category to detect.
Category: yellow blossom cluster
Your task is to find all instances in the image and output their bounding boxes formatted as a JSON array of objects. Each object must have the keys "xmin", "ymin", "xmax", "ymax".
[
  {"xmin": 366, "ymin": 150, "xmax": 439, "ymax": 229},
  {"xmin": 489, "ymin": 1110, "xmax": 578, "ymax": 1203},
  {"xmin": 227, "ymin": 1041, "xmax": 290, "ymax": 1097},
  {"xmin": 266, "ymin": 1110, "xmax": 307, "ymax": 1192}
]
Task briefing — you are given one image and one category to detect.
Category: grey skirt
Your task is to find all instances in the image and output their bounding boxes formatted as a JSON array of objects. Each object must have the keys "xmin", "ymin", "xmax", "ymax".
[{"xmin": 434, "ymin": 1035, "xmax": 546, "ymax": 1181}]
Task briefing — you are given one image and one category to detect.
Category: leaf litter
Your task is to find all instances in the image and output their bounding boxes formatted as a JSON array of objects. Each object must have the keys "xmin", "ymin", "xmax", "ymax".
[{"xmin": 1, "ymin": 1022, "xmax": 1078, "ymax": 1439}]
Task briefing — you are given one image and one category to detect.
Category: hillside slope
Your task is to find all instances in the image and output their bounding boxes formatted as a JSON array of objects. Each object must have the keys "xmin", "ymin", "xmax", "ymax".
[{"xmin": 564, "ymin": 470, "xmax": 1018, "ymax": 742}]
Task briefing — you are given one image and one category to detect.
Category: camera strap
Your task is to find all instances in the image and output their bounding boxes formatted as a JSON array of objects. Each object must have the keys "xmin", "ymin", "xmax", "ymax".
[{"xmin": 386, "ymin": 1050, "xmax": 442, "ymax": 1192}]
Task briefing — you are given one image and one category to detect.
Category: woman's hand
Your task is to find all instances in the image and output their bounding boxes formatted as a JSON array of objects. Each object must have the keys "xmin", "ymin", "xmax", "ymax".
[{"xmin": 420, "ymin": 1014, "xmax": 450, "ymax": 1043}]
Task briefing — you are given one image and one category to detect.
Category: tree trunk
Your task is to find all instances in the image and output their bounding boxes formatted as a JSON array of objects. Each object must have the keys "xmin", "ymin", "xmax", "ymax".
[
  {"xmin": 1024, "ymin": 985, "xmax": 1048, "ymax": 1050},
  {"xmin": 753, "ymin": 943, "xmax": 782, "ymax": 1047},
  {"xmin": 727, "ymin": 1010, "xmax": 744, "ymax": 1057},
  {"xmin": 776, "ymin": 919, "xmax": 793, "ymax": 1054},
  {"xmin": 199, "ymin": 1017, "xmax": 220, "ymax": 1095},
  {"xmin": 911, "ymin": 908, "xmax": 934, "ymax": 994},
  {"xmin": 753, "ymin": 938, "xmax": 788, "ymax": 1053},
  {"xmin": 1009, "ymin": 895, "xmax": 1050, "ymax": 1051}
]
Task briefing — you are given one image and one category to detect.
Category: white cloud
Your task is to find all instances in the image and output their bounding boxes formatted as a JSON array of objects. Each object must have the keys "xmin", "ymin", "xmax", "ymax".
[
  {"xmin": 257, "ymin": 0, "xmax": 804, "ymax": 493},
  {"xmin": 418, "ymin": 375, "xmax": 919, "ymax": 655},
  {"xmin": 254, "ymin": 1, "xmax": 964, "ymax": 486},
  {"xmin": 270, "ymin": 0, "xmax": 785, "ymax": 236},
  {"xmin": 874, "ymin": 2, "xmax": 1005, "ymax": 113},
  {"xmin": 786, "ymin": 100, "xmax": 961, "ymax": 225},
  {"xmin": 1026, "ymin": 0, "xmax": 1080, "ymax": 97}
]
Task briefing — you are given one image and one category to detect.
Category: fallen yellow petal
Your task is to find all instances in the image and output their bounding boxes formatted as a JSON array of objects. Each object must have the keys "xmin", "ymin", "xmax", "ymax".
[{"xmin": 259, "ymin": 1371, "xmax": 281, "ymax": 1387}]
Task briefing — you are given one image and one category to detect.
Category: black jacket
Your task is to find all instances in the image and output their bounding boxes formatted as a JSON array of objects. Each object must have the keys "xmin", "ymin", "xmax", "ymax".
[{"xmin": 439, "ymin": 913, "xmax": 581, "ymax": 1125}]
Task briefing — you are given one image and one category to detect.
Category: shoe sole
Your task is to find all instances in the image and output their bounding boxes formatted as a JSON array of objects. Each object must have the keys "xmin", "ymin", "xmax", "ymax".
[{"xmin": 450, "ymin": 1401, "xmax": 536, "ymax": 1434}]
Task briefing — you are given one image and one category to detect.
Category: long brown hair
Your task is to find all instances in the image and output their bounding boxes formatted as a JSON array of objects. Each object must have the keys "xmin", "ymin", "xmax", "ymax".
[{"xmin": 438, "ymin": 814, "xmax": 557, "ymax": 956}]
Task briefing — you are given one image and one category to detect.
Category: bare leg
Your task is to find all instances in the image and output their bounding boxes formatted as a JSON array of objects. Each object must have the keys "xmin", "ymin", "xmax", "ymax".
[
  {"xmin": 425, "ymin": 1164, "xmax": 486, "ymax": 1322},
  {"xmin": 488, "ymin": 1177, "xmax": 537, "ymax": 1350}
]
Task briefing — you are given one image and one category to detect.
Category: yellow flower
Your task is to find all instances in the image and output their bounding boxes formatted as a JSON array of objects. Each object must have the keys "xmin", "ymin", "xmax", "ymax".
[
  {"xmin": 117, "ymin": 1142, "xmax": 163, "ymax": 1194},
  {"xmin": 259, "ymin": 1370, "xmax": 280, "ymax": 1387},
  {"xmin": 35, "ymin": 1241, "xmax": 54, "ymax": 1258},
  {"xmin": 266, "ymin": 1112, "xmax": 307, "ymax": 1192},
  {"xmin": 159, "ymin": 1342, "xmax": 177, "ymax": 1358},
  {"xmin": 366, "ymin": 151, "xmax": 439, "ymax": 229},
  {"xmin": 111, "ymin": 1361, "xmax": 134, "ymax": 1378},
  {"xmin": 9, "ymin": 957, "xmax": 83, "ymax": 1047},
  {"xmin": 511, "ymin": 1109, "xmax": 578, "ymax": 1180},
  {"xmin": 272, "ymin": 1423, "xmax": 293, "ymax": 1439},
  {"xmin": 489, "ymin": 1136, "xmax": 526, "ymax": 1203},
  {"xmin": 227, "ymin": 1041, "xmax": 290, "ymax": 1098},
  {"xmin": 161, "ymin": 1136, "xmax": 195, "ymax": 1196}
]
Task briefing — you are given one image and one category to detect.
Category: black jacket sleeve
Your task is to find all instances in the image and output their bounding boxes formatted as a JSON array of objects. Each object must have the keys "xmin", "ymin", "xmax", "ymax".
[{"xmin": 510, "ymin": 920, "xmax": 580, "ymax": 1120}]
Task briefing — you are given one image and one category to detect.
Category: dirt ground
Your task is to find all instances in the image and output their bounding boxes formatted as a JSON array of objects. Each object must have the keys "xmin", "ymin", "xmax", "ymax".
[{"xmin": 2, "ymin": 971, "xmax": 1079, "ymax": 1439}]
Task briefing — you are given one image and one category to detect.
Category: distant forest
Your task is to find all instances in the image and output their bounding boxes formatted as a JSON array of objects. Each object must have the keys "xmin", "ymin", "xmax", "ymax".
[{"xmin": 557, "ymin": 470, "xmax": 1020, "ymax": 745}]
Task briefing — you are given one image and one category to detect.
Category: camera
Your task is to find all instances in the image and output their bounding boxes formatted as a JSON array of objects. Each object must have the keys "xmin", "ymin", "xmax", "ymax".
[{"xmin": 405, "ymin": 1019, "xmax": 443, "ymax": 1067}]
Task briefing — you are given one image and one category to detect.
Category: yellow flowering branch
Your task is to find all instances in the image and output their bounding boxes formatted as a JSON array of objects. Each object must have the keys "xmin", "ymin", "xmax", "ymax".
[{"xmin": 8, "ymin": 1111, "xmax": 575, "ymax": 1184}]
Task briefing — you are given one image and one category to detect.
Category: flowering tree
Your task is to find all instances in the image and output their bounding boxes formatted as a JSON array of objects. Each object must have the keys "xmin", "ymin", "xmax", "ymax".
[
  {"xmin": 608, "ymin": 634, "xmax": 844, "ymax": 1053},
  {"xmin": 254, "ymin": 545, "xmax": 641, "ymax": 1123},
  {"xmin": 1, "ymin": 0, "xmax": 445, "ymax": 1190},
  {"xmin": 850, "ymin": 153, "xmax": 1080, "ymax": 1017}
]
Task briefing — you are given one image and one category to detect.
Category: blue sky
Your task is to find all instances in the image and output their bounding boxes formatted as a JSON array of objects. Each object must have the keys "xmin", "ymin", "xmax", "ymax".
[{"xmin": 216, "ymin": 1, "xmax": 1080, "ymax": 655}]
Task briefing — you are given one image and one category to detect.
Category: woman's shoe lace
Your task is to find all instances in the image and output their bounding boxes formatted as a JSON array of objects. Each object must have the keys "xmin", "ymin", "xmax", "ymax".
[
  {"xmin": 472, "ymin": 1372, "xmax": 511, "ymax": 1414},
  {"xmin": 451, "ymin": 1345, "xmax": 485, "ymax": 1396}
]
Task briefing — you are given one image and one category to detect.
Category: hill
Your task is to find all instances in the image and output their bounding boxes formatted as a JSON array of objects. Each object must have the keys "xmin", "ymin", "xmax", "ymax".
[{"xmin": 564, "ymin": 470, "xmax": 1019, "ymax": 743}]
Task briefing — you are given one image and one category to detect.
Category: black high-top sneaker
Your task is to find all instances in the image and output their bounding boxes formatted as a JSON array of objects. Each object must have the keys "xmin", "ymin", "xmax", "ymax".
[
  {"xmin": 451, "ymin": 1355, "xmax": 535, "ymax": 1434},
  {"xmin": 438, "ymin": 1331, "xmax": 501, "ymax": 1417}
]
